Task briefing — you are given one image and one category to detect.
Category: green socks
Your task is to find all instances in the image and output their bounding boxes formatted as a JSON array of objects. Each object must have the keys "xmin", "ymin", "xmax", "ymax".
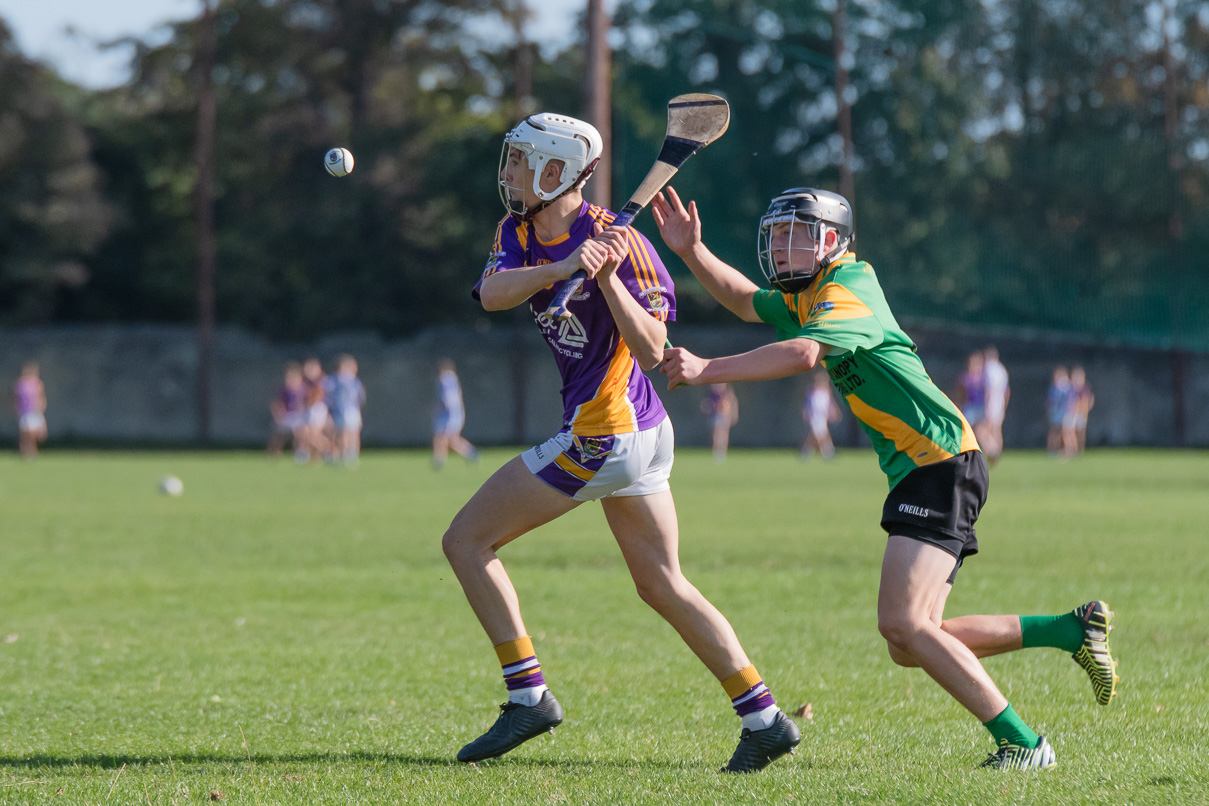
[
  {"xmin": 984, "ymin": 703, "xmax": 1041, "ymax": 749},
  {"xmin": 1020, "ymin": 613, "xmax": 1084, "ymax": 653},
  {"xmin": 984, "ymin": 614, "xmax": 1076, "ymax": 750}
]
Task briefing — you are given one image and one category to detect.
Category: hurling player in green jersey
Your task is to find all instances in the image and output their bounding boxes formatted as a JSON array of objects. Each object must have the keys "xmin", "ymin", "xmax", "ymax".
[{"xmin": 651, "ymin": 186, "xmax": 1118, "ymax": 770}]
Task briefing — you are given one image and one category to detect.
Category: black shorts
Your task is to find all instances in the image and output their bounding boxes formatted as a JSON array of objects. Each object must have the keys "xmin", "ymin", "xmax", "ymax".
[{"xmin": 880, "ymin": 451, "xmax": 989, "ymax": 585}]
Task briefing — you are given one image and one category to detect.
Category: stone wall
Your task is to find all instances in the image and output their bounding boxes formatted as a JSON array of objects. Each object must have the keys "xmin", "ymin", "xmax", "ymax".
[{"xmin": 1, "ymin": 323, "xmax": 1205, "ymax": 448}]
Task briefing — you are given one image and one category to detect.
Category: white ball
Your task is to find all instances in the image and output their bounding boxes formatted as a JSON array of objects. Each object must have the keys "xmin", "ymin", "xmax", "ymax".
[
  {"xmin": 325, "ymin": 147, "xmax": 354, "ymax": 177},
  {"xmin": 159, "ymin": 475, "xmax": 184, "ymax": 497}
]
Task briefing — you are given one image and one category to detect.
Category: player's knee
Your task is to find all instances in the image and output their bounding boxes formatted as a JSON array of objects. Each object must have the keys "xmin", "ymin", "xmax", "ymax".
[
  {"xmin": 877, "ymin": 613, "xmax": 920, "ymax": 649},
  {"xmin": 440, "ymin": 528, "xmax": 461, "ymax": 564},
  {"xmin": 441, "ymin": 524, "xmax": 479, "ymax": 566},
  {"xmin": 632, "ymin": 570, "xmax": 686, "ymax": 613},
  {"xmin": 886, "ymin": 641, "xmax": 918, "ymax": 667},
  {"xmin": 632, "ymin": 576, "xmax": 671, "ymax": 611}
]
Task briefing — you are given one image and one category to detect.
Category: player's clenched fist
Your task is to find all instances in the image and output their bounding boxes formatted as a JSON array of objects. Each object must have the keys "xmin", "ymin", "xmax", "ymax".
[
  {"xmin": 576, "ymin": 239, "xmax": 615, "ymax": 279},
  {"xmin": 588, "ymin": 222, "xmax": 630, "ymax": 280},
  {"xmin": 661, "ymin": 346, "xmax": 708, "ymax": 389}
]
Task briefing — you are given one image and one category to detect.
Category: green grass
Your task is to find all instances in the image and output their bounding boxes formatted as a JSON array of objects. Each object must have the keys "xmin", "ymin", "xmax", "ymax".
[{"xmin": 0, "ymin": 448, "xmax": 1206, "ymax": 804}]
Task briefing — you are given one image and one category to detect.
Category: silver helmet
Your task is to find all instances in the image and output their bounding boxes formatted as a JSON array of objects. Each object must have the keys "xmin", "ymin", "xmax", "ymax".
[{"xmin": 757, "ymin": 188, "xmax": 854, "ymax": 294}]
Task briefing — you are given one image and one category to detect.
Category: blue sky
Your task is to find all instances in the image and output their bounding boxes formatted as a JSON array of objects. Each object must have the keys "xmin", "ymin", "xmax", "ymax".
[{"xmin": 0, "ymin": 0, "xmax": 592, "ymax": 88}]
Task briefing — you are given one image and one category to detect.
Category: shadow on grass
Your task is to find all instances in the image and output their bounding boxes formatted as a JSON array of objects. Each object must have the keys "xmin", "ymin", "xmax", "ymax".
[
  {"xmin": 0, "ymin": 752, "xmax": 701, "ymax": 773},
  {"xmin": 0, "ymin": 752, "xmax": 452, "ymax": 770}
]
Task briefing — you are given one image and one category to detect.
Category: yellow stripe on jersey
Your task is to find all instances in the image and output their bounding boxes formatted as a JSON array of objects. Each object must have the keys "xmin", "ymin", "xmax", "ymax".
[
  {"xmin": 588, "ymin": 205, "xmax": 667, "ymax": 321},
  {"xmin": 554, "ymin": 453, "xmax": 596, "ymax": 482},
  {"xmin": 630, "ymin": 229, "xmax": 659, "ymax": 291},
  {"xmin": 491, "ymin": 220, "xmax": 504, "ymax": 254},
  {"xmin": 799, "ymin": 282, "xmax": 875, "ymax": 327},
  {"xmin": 570, "ymin": 338, "xmax": 639, "ymax": 435},
  {"xmin": 515, "ymin": 221, "xmax": 529, "ymax": 255},
  {"xmin": 588, "ymin": 204, "xmax": 617, "ymax": 227},
  {"xmin": 846, "ymin": 395, "xmax": 968, "ymax": 467},
  {"xmin": 484, "ymin": 220, "xmax": 508, "ymax": 280},
  {"xmin": 626, "ymin": 232, "xmax": 665, "ymax": 317},
  {"xmin": 785, "ymin": 292, "xmax": 800, "ymax": 321},
  {"xmin": 778, "ymin": 254, "xmax": 861, "ymax": 325},
  {"xmin": 958, "ymin": 412, "xmax": 981, "ymax": 453},
  {"xmin": 588, "ymin": 205, "xmax": 655, "ymax": 291},
  {"xmin": 536, "ymin": 228, "xmax": 570, "ymax": 247}
]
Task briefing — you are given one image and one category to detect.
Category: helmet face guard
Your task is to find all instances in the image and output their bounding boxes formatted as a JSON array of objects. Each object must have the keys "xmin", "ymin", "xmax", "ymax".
[
  {"xmin": 757, "ymin": 189, "xmax": 854, "ymax": 294},
  {"xmin": 498, "ymin": 113, "xmax": 602, "ymax": 220},
  {"xmin": 499, "ymin": 142, "xmax": 536, "ymax": 218}
]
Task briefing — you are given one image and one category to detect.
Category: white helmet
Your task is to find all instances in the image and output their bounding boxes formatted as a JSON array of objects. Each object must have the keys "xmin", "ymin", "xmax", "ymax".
[{"xmin": 499, "ymin": 113, "xmax": 603, "ymax": 219}]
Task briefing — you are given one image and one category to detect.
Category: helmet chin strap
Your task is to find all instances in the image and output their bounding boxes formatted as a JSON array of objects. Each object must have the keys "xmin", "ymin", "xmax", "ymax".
[
  {"xmin": 517, "ymin": 159, "xmax": 598, "ymax": 222},
  {"xmin": 815, "ymin": 224, "xmax": 834, "ymax": 268}
]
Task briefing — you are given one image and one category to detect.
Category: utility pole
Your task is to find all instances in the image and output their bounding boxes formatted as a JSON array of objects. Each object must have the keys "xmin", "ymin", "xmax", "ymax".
[
  {"xmin": 583, "ymin": 0, "xmax": 612, "ymax": 209},
  {"xmin": 833, "ymin": 0, "xmax": 855, "ymax": 205},
  {"xmin": 511, "ymin": 0, "xmax": 535, "ymax": 118},
  {"xmin": 1160, "ymin": 0, "xmax": 1182, "ymax": 240},
  {"xmin": 833, "ymin": 0, "xmax": 860, "ymax": 448},
  {"xmin": 195, "ymin": 0, "xmax": 217, "ymax": 445},
  {"xmin": 1160, "ymin": 0, "xmax": 1186, "ymax": 446},
  {"xmin": 511, "ymin": 0, "xmax": 533, "ymax": 444}
]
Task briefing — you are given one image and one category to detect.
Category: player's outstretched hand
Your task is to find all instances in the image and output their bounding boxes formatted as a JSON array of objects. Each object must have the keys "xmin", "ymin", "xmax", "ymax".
[
  {"xmin": 661, "ymin": 346, "xmax": 707, "ymax": 389},
  {"xmin": 652, "ymin": 187, "xmax": 701, "ymax": 258}
]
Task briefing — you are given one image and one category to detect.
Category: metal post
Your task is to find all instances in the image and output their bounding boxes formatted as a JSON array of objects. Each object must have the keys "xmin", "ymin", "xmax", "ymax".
[
  {"xmin": 833, "ymin": 0, "xmax": 855, "ymax": 205},
  {"xmin": 583, "ymin": 0, "xmax": 612, "ymax": 209},
  {"xmin": 195, "ymin": 0, "xmax": 217, "ymax": 445}
]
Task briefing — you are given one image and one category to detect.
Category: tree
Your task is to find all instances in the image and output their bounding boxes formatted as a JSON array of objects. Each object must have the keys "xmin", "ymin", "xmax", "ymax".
[
  {"xmin": 67, "ymin": 0, "xmax": 517, "ymax": 338},
  {"xmin": 0, "ymin": 20, "xmax": 112, "ymax": 324}
]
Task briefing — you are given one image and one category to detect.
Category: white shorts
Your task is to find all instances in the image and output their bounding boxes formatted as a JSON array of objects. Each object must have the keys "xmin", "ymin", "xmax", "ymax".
[
  {"xmin": 19, "ymin": 413, "xmax": 45, "ymax": 432},
  {"xmin": 335, "ymin": 408, "xmax": 362, "ymax": 431},
  {"xmin": 307, "ymin": 403, "xmax": 329, "ymax": 427},
  {"xmin": 434, "ymin": 409, "xmax": 465, "ymax": 436},
  {"xmin": 522, "ymin": 417, "xmax": 674, "ymax": 502}
]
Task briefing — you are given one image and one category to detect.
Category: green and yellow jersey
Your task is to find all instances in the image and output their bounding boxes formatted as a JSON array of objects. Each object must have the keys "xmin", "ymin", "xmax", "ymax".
[{"xmin": 752, "ymin": 254, "xmax": 979, "ymax": 489}]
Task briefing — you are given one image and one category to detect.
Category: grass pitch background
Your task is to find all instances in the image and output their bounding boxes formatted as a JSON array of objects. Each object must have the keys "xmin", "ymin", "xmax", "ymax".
[{"xmin": 0, "ymin": 449, "xmax": 1205, "ymax": 804}]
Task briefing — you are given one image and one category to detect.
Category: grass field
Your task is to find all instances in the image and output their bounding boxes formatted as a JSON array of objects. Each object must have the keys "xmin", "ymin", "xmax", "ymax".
[{"xmin": 0, "ymin": 448, "xmax": 1206, "ymax": 804}]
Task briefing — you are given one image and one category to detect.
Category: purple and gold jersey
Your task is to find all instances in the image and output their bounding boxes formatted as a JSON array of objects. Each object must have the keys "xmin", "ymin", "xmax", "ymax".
[
  {"xmin": 15, "ymin": 377, "xmax": 41, "ymax": 415},
  {"xmin": 474, "ymin": 202, "xmax": 675, "ymax": 437}
]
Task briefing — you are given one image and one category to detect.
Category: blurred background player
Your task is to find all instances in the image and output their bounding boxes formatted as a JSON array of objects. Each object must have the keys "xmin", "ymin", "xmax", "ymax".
[
  {"xmin": 326, "ymin": 354, "xmax": 366, "ymax": 466},
  {"xmin": 801, "ymin": 371, "xmax": 839, "ymax": 461},
  {"xmin": 431, "ymin": 359, "xmax": 478, "ymax": 470},
  {"xmin": 981, "ymin": 346, "xmax": 1010, "ymax": 466},
  {"xmin": 268, "ymin": 362, "xmax": 306, "ymax": 461},
  {"xmin": 443, "ymin": 113, "xmax": 797, "ymax": 773},
  {"xmin": 301, "ymin": 357, "xmax": 331, "ymax": 462},
  {"xmin": 1046, "ymin": 366, "xmax": 1071, "ymax": 455},
  {"xmin": 14, "ymin": 361, "xmax": 47, "ymax": 459},
  {"xmin": 701, "ymin": 382, "xmax": 738, "ymax": 463},
  {"xmin": 956, "ymin": 351, "xmax": 987, "ymax": 448},
  {"xmin": 1064, "ymin": 366, "xmax": 1095, "ymax": 456},
  {"xmin": 653, "ymin": 184, "xmax": 1117, "ymax": 771}
]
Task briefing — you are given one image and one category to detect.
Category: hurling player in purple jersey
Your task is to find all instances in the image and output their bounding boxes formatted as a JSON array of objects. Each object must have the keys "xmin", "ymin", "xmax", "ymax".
[{"xmin": 442, "ymin": 113, "xmax": 798, "ymax": 772}]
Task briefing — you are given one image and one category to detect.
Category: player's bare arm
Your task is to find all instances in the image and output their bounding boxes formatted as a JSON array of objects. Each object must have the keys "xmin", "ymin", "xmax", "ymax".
[
  {"xmin": 652, "ymin": 187, "xmax": 761, "ymax": 323},
  {"xmin": 594, "ymin": 226, "xmax": 668, "ymax": 370},
  {"xmin": 479, "ymin": 241, "xmax": 604, "ymax": 311},
  {"xmin": 661, "ymin": 338, "xmax": 826, "ymax": 389}
]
